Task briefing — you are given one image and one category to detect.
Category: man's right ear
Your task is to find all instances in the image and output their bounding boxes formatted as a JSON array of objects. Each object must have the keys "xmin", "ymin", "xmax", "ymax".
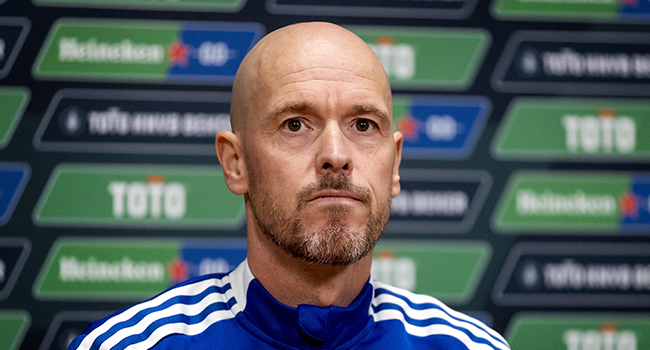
[{"xmin": 216, "ymin": 130, "xmax": 248, "ymax": 195}]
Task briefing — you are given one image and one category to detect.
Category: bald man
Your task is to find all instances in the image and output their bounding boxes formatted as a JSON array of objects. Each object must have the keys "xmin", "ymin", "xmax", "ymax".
[{"xmin": 68, "ymin": 23, "xmax": 509, "ymax": 350}]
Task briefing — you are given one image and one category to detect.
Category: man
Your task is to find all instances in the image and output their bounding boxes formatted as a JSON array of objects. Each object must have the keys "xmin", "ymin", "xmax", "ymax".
[{"xmin": 68, "ymin": 22, "xmax": 509, "ymax": 350}]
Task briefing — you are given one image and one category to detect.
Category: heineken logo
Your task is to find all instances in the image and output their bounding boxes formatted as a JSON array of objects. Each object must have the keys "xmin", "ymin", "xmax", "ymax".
[
  {"xmin": 34, "ymin": 89, "xmax": 231, "ymax": 155},
  {"xmin": 515, "ymin": 189, "xmax": 616, "ymax": 216},
  {"xmin": 33, "ymin": 0, "xmax": 246, "ymax": 11},
  {"xmin": 506, "ymin": 314, "xmax": 650, "ymax": 350},
  {"xmin": 33, "ymin": 19, "xmax": 263, "ymax": 84},
  {"xmin": 492, "ymin": 172, "xmax": 650, "ymax": 233},
  {"xmin": 0, "ymin": 18, "xmax": 30, "ymax": 79},
  {"xmin": 493, "ymin": 242, "xmax": 650, "ymax": 306},
  {"xmin": 371, "ymin": 241, "xmax": 490, "ymax": 303},
  {"xmin": 0, "ymin": 163, "xmax": 31, "ymax": 226},
  {"xmin": 492, "ymin": 98, "xmax": 650, "ymax": 161},
  {"xmin": 33, "ymin": 164, "xmax": 244, "ymax": 229},
  {"xmin": 58, "ymin": 37, "xmax": 164, "ymax": 64},
  {"xmin": 492, "ymin": 31, "xmax": 650, "ymax": 95},
  {"xmin": 349, "ymin": 27, "xmax": 489, "ymax": 90},
  {"xmin": 492, "ymin": 0, "xmax": 650, "ymax": 22},
  {"xmin": 393, "ymin": 96, "xmax": 490, "ymax": 159},
  {"xmin": 34, "ymin": 238, "xmax": 246, "ymax": 300},
  {"xmin": 267, "ymin": 0, "xmax": 479, "ymax": 19},
  {"xmin": 59, "ymin": 256, "xmax": 165, "ymax": 283},
  {"xmin": 0, "ymin": 238, "xmax": 31, "ymax": 301},
  {"xmin": 387, "ymin": 169, "xmax": 491, "ymax": 234}
]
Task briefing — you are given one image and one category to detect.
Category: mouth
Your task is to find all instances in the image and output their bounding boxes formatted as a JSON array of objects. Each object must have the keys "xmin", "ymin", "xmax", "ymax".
[{"xmin": 307, "ymin": 190, "xmax": 362, "ymax": 203}]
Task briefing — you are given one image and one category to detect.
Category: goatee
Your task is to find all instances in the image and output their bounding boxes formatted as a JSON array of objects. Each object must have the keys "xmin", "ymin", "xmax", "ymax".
[{"xmin": 249, "ymin": 172, "xmax": 391, "ymax": 266}]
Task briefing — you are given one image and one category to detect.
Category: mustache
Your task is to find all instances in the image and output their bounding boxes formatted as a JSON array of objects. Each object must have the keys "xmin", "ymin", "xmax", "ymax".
[{"xmin": 296, "ymin": 173, "xmax": 371, "ymax": 207}]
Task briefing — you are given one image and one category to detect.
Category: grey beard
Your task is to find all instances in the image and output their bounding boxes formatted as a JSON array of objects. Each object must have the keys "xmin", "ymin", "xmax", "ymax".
[{"xmin": 249, "ymin": 172, "xmax": 390, "ymax": 266}]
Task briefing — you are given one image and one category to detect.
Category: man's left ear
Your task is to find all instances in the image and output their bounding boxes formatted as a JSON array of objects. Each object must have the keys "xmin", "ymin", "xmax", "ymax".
[
  {"xmin": 216, "ymin": 130, "xmax": 248, "ymax": 195},
  {"xmin": 391, "ymin": 131, "xmax": 403, "ymax": 198}
]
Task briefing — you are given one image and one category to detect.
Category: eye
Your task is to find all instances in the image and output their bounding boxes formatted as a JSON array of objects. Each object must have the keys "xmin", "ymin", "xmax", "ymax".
[
  {"xmin": 355, "ymin": 119, "xmax": 374, "ymax": 132},
  {"xmin": 285, "ymin": 119, "xmax": 303, "ymax": 132}
]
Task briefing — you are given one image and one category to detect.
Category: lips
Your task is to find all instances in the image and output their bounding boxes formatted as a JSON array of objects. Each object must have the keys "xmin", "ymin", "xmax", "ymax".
[{"xmin": 307, "ymin": 189, "xmax": 361, "ymax": 202}]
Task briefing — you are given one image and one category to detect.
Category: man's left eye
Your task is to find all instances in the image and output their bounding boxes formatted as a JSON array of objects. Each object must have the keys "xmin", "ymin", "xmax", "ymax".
[{"xmin": 355, "ymin": 119, "xmax": 374, "ymax": 132}]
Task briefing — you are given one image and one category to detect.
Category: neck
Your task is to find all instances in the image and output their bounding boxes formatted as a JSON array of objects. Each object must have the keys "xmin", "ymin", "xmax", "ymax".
[{"xmin": 246, "ymin": 218, "xmax": 372, "ymax": 308}]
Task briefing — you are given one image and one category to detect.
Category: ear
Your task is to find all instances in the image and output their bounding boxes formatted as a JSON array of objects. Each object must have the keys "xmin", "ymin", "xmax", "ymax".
[
  {"xmin": 216, "ymin": 130, "xmax": 248, "ymax": 195},
  {"xmin": 391, "ymin": 131, "xmax": 403, "ymax": 198}
]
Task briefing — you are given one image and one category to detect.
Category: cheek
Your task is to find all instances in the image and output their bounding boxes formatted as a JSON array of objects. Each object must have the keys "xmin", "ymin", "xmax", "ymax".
[{"xmin": 360, "ymin": 150, "xmax": 395, "ymax": 196}]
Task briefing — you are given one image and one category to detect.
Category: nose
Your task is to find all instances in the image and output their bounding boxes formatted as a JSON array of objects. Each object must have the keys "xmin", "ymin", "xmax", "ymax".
[{"xmin": 316, "ymin": 121, "xmax": 352, "ymax": 176}]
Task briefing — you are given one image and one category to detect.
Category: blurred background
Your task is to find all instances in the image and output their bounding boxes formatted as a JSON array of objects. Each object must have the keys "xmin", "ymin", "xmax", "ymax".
[{"xmin": 1, "ymin": 0, "xmax": 650, "ymax": 349}]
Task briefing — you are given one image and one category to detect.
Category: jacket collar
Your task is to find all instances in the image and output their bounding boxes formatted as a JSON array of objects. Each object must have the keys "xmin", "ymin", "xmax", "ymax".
[{"xmin": 231, "ymin": 260, "xmax": 374, "ymax": 349}]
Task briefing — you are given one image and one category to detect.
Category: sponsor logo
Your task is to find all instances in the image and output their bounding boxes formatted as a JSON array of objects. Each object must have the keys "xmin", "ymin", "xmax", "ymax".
[
  {"xmin": 492, "ymin": 172, "xmax": 650, "ymax": 233},
  {"xmin": 266, "ymin": 0, "xmax": 479, "ymax": 19},
  {"xmin": 33, "ymin": 238, "xmax": 246, "ymax": 300},
  {"xmin": 565, "ymin": 326, "xmax": 637, "ymax": 350},
  {"xmin": 33, "ymin": 89, "xmax": 230, "ymax": 154},
  {"xmin": 493, "ymin": 242, "xmax": 650, "ymax": 306},
  {"xmin": 0, "ymin": 311, "xmax": 31, "ymax": 350},
  {"xmin": 372, "ymin": 241, "xmax": 491, "ymax": 303},
  {"xmin": 33, "ymin": 164, "xmax": 244, "ymax": 229},
  {"xmin": 387, "ymin": 169, "xmax": 491, "ymax": 234},
  {"xmin": 39, "ymin": 311, "xmax": 113, "ymax": 350},
  {"xmin": 59, "ymin": 256, "xmax": 166, "ymax": 283},
  {"xmin": 0, "ymin": 238, "xmax": 31, "ymax": 301},
  {"xmin": 0, "ymin": 87, "xmax": 30, "ymax": 150},
  {"xmin": 168, "ymin": 239, "xmax": 246, "ymax": 284},
  {"xmin": 32, "ymin": 0, "xmax": 246, "ymax": 11},
  {"xmin": 492, "ymin": 0, "xmax": 650, "ymax": 22},
  {"xmin": 393, "ymin": 96, "xmax": 490, "ymax": 159},
  {"xmin": 0, "ymin": 163, "xmax": 31, "ymax": 226},
  {"xmin": 492, "ymin": 98, "xmax": 650, "ymax": 161},
  {"xmin": 506, "ymin": 314, "xmax": 650, "ymax": 350},
  {"xmin": 492, "ymin": 31, "xmax": 650, "ymax": 95},
  {"xmin": 33, "ymin": 19, "xmax": 263, "ymax": 84},
  {"xmin": 0, "ymin": 18, "xmax": 30, "ymax": 79},
  {"xmin": 348, "ymin": 27, "xmax": 490, "ymax": 90},
  {"xmin": 108, "ymin": 180, "xmax": 187, "ymax": 220}
]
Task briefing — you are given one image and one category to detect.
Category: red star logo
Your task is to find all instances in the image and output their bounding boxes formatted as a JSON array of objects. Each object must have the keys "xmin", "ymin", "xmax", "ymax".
[
  {"xmin": 168, "ymin": 41, "xmax": 189, "ymax": 67},
  {"xmin": 620, "ymin": 192, "xmax": 638, "ymax": 217},
  {"xmin": 399, "ymin": 115, "xmax": 418, "ymax": 141},
  {"xmin": 168, "ymin": 258, "xmax": 189, "ymax": 283}
]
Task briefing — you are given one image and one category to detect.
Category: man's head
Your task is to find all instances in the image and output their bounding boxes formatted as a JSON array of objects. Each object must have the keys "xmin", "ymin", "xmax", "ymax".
[{"xmin": 217, "ymin": 22, "xmax": 402, "ymax": 266}]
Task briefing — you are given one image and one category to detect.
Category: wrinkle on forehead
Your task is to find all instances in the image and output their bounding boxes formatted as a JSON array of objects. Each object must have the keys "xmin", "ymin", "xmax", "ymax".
[{"xmin": 230, "ymin": 22, "xmax": 390, "ymax": 134}]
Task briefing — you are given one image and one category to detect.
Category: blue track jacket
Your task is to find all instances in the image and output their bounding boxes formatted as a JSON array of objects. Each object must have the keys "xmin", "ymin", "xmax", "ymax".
[{"xmin": 68, "ymin": 260, "xmax": 510, "ymax": 350}]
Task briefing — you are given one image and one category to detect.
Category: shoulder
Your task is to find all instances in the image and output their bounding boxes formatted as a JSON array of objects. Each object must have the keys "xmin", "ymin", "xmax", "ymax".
[
  {"xmin": 68, "ymin": 272, "xmax": 239, "ymax": 350},
  {"xmin": 370, "ymin": 280, "xmax": 510, "ymax": 350}
]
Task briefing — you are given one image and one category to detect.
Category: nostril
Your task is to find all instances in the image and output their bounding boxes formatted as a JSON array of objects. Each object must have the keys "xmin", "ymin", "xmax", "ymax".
[
  {"xmin": 342, "ymin": 164, "xmax": 348, "ymax": 170},
  {"xmin": 323, "ymin": 162, "xmax": 332, "ymax": 169}
]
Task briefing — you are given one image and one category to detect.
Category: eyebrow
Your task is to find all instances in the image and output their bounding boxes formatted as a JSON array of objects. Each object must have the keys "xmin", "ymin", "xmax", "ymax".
[
  {"xmin": 271, "ymin": 102, "xmax": 390, "ymax": 125},
  {"xmin": 352, "ymin": 104, "xmax": 390, "ymax": 125},
  {"xmin": 271, "ymin": 102, "xmax": 313, "ymax": 120}
]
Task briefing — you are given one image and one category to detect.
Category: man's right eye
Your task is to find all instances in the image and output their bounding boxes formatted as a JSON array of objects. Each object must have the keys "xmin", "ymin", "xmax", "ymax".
[{"xmin": 286, "ymin": 119, "xmax": 303, "ymax": 132}]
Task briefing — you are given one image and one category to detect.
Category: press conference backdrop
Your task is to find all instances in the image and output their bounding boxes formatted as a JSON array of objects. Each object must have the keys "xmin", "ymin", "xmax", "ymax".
[{"xmin": 1, "ymin": 0, "xmax": 650, "ymax": 349}]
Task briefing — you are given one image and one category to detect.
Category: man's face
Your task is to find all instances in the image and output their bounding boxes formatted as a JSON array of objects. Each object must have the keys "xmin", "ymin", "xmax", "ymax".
[{"xmin": 242, "ymin": 34, "xmax": 401, "ymax": 266}]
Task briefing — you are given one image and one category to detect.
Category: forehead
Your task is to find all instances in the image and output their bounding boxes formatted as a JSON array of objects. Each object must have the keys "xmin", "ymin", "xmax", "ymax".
[{"xmin": 258, "ymin": 38, "xmax": 390, "ymax": 112}]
